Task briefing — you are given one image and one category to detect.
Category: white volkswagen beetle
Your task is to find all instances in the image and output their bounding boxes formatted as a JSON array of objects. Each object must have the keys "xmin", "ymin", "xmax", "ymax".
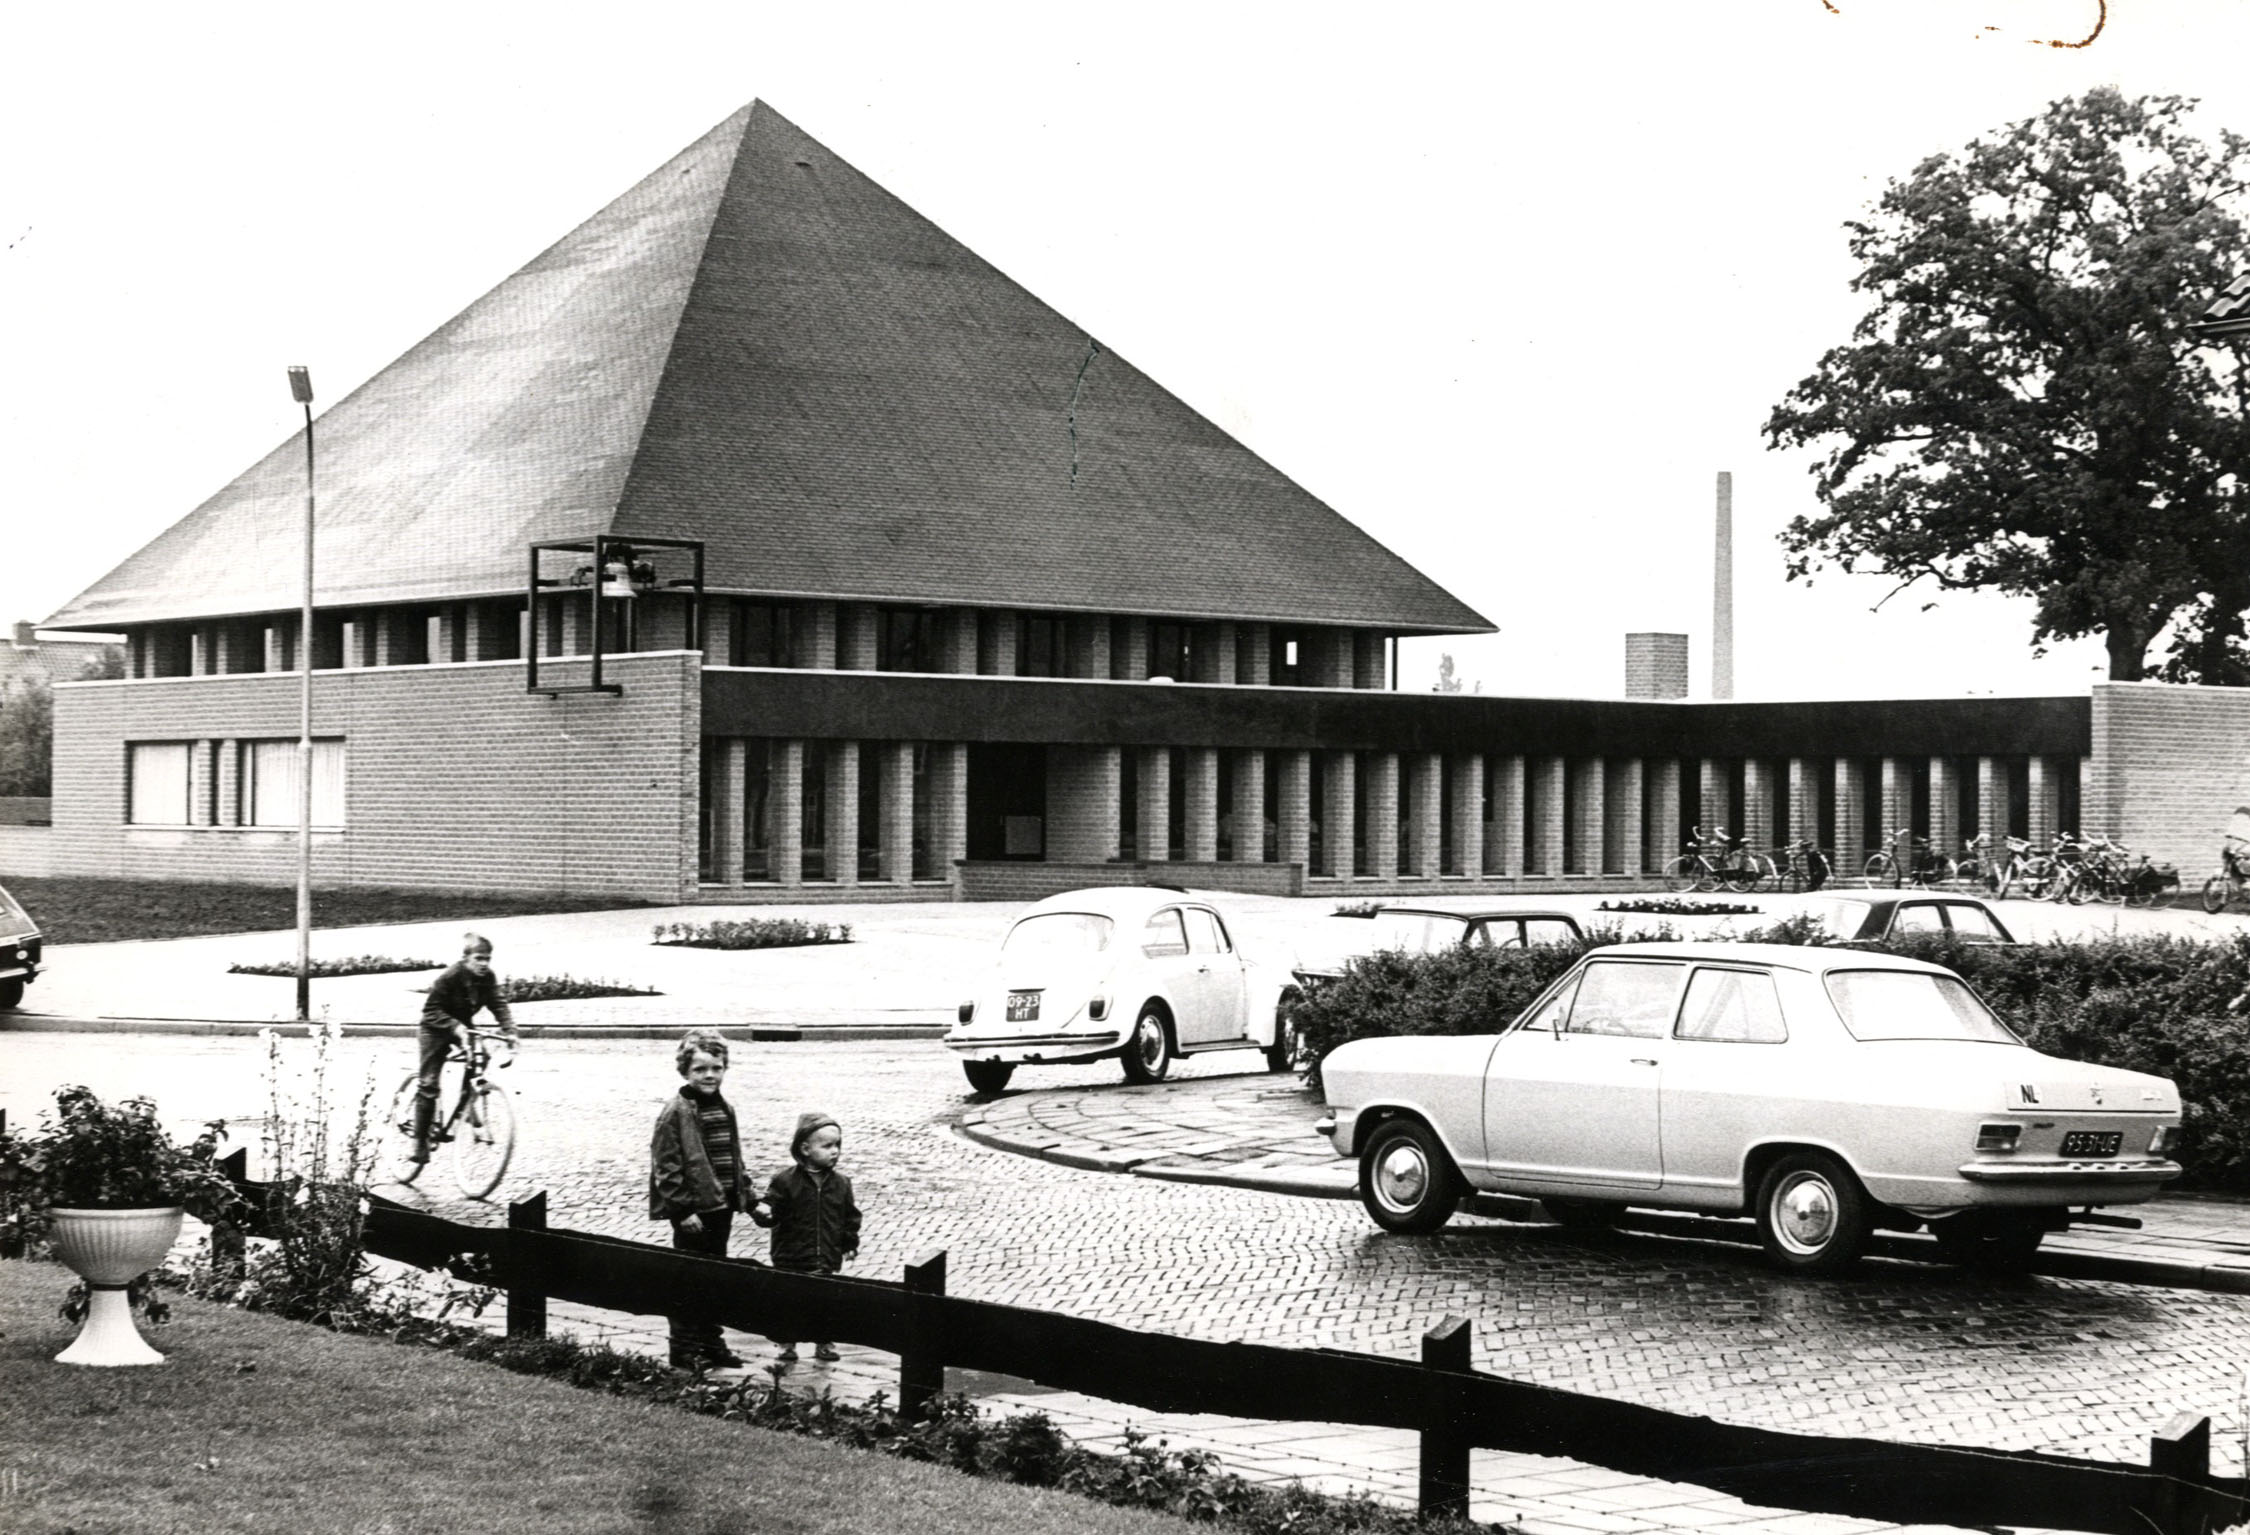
[
  {"xmin": 1317, "ymin": 942, "xmax": 2182, "ymax": 1273},
  {"xmin": 946, "ymin": 887, "xmax": 1299, "ymax": 1093}
]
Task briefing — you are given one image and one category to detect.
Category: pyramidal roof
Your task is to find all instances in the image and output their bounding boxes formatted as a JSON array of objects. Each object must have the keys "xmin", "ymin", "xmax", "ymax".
[{"xmin": 50, "ymin": 103, "xmax": 1491, "ymax": 636}]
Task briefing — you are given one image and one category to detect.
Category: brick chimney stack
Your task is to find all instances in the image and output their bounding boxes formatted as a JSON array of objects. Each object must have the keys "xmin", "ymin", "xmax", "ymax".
[
  {"xmin": 1712, "ymin": 471, "xmax": 1734, "ymax": 700},
  {"xmin": 1626, "ymin": 633, "xmax": 1689, "ymax": 699}
]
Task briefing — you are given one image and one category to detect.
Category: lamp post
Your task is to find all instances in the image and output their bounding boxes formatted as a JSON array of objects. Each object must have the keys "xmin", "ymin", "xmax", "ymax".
[{"xmin": 287, "ymin": 365, "xmax": 315, "ymax": 1024}]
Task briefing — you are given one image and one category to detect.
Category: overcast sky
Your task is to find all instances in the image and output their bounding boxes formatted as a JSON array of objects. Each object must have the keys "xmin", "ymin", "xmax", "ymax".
[{"xmin": 7, "ymin": 1, "xmax": 2248, "ymax": 701}]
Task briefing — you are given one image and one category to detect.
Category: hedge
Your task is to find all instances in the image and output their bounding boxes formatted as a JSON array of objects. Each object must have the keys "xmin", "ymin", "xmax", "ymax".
[{"xmin": 1289, "ymin": 920, "xmax": 2250, "ymax": 1191}]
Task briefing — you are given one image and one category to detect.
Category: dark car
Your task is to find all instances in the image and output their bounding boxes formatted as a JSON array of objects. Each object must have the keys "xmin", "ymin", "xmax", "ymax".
[
  {"xmin": 0, "ymin": 880, "xmax": 42, "ymax": 1010},
  {"xmin": 1803, "ymin": 892, "xmax": 2015, "ymax": 946},
  {"xmin": 1295, "ymin": 906, "xmax": 1585, "ymax": 984}
]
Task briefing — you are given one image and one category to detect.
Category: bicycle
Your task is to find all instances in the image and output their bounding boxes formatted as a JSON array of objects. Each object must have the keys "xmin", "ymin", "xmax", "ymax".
[
  {"xmin": 1770, "ymin": 837, "xmax": 1831, "ymax": 893},
  {"xmin": 2064, "ymin": 833, "xmax": 2132, "ymax": 906},
  {"xmin": 384, "ymin": 1026, "xmax": 518, "ymax": 1199},
  {"xmin": 1863, "ymin": 827, "xmax": 1950, "ymax": 889},
  {"xmin": 1665, "ymin": 826, "xmax": 1766, "ymax": 893},
  {"xmin": 2203, "ymin": 824, "xmax": 2250, "ymax": 913},
  {"xmin": 1982, "ymin": 834, "xmax": 2057, "ymax": 901}
]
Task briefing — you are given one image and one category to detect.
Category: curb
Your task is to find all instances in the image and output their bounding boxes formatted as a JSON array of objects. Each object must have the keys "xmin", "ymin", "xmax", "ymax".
[{"xmin": 0, "ymin": 1014, "xmax": 949, "ymax": 1042}]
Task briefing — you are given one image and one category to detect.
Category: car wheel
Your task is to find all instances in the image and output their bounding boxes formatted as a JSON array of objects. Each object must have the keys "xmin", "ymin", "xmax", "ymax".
[
  {"xmin": 962, "ymin": 1060, "xmax": 1015, "ymax": 1094},
  {"xmin": 1120, "ymin": 1007, "xmax": 1172, "ymax": 1084},
  {"xmin": 1264, "ymin": 997, "xmax": 1300, "ymax": 1074},
  {"xmin": 1543, "ymin": 1197, "xmax": 1621, "ymax": 1231},
  {"xmin": 1358, "ymin": 1119, "xmax": 1460, "ymax": 1235},
  {"xmin": 1755, "ymin": 1151, "xmax": 1870, "ymax": 1275},
  {"xmin": 0, "ymin": 977, "xmax": 20, "ymax": 1010},
  {"xmin": 2203, "ymin": 876, "xmax": 2232, "ymax": 915},
  {"xmin": 1928, "ymin": 1212, "xmax": 2044, "ymax": 1272}
]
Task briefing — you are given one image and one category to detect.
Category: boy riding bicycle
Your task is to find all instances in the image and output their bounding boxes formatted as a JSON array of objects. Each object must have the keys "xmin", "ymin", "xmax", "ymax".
[{"xmin": 412, "ymin": 932, "xmax": 518, "ymax": 1167}]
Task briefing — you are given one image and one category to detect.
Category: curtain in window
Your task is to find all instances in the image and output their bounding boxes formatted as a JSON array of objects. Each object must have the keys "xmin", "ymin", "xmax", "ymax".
[
  {"xmin": 128, "ymin": 743, "xmax": 192, "ymax": 825},
  {"xmin": 247, "ymin": 739, "xmax": 346, "ymax": 826}
]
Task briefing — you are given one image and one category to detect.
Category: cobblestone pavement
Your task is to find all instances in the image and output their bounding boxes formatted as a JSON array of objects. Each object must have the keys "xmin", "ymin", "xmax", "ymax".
[{"xmin": 9, "ymin": 1030, "xmax": 2248, "ymax": 1535}]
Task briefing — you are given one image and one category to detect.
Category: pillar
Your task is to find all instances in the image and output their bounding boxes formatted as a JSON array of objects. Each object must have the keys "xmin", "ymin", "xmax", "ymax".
[
  {"xmin": 929, "ymin": 742, "xmax": 968, "ymax": 884},
  {"xmin": 1787, "ymin": 759, "xmax": 1818, "ymax": 853},
  {"xmin": 826, "ymin": 742, "xmax": 859, "ymax": 886},
  {"xmin": 1743, "ymin": 759, "xmax": 1776, "ymax": 855},
  {"xmin": 1530, "ymin": 756, "xmax": 1566, "ymax": 876},
  {"xmin": 215, "ymin": 740, "xmax": 240, "ymax": 826},
  {"xmin": 1137, "ymin": 747, "xmax": 1172, "ymax": 862},
  {"xmin": 1065, "ymin": 615, "xmax": 1110, "ymax": 679},
  {"xmin": 264, "ymin": 626, "xmax": 287, "ymax": 672},
  {"xmin": 1239, "ymin": 623, "xmax": 1271, "ymax": 687},
  {"xmin": 1408, "ymin": 753, "xmax": 1442, "ymax": 878},
  {"xmin": 1646, "ymin": 759, "xmax": 1681, "ymax": 873},
  {"xmin": 1365, "ymin": 752, "xmax": 1400, "ymax": 879},
  {"xmin": 1353, "ymin": 632, "xmax": 1387, "ymax": 690},
  {"xmin": 1202, "ymin": 622, "xmax": 1236, "ymax": 685},
  {"xmin": 1699, "ymin": 758, "xmax": 1730, "ymax": 837},
  {"xmin": 1929, "ymin": 757, "xmax": 1961, "ymax": 867},
  {"xmin": 1879, "ymin": 758, "xmax": 1912, "ymax": 850},
  {"xmin": 774, "ymin": 741, "xmax": 804, "ymax": 885},
  {"xmin": 189, "ymin": 625, "xmax": 211, "ymax": 676},
  {"xmin": 1568, "ymin": 758, "xmax": 1604, "ymax": 876},
  {"xmin": 1833, "ymin": 759, "xmax": 1867, "ymax": 874},
  {"xmin": 713, "ymin": 740, "xmax": 746, "ymax": 883},
  {"xmin": 941, "ymin": 611, "xmax": 979, "ymax": 674},
  {"xmin": 1231, "ymin": 749, "xmax": 1267, "ymax": 862},
  {"xmin": 1488, "ymin": 755, "xmax": 1525, "ymax": 877},
  {"xmin": 1183, "ymin": 748, "xmax": 1220, "ymax": 861},
  {"xmin": 881, "ymin": 742, "xmax": 915, "ymax": 884},
  {"xmin": 1322, "ymin": 750, "xmax": 1356, "ymax": 877},
  {"xmin": 1278, "ymin": 750, "xmax": 1312, "ymax": 870},
  {"xmin": 841, "ymin": 606, "xmax": 880, "ymax": 670},
  {"xmin": 1114, "ymin": 617, "xmax": 1149, "ymax": 680},
  {"xmin": 982, "ymin": 611, "xmax": 1019, "ymax": 676},
  {"xmin": 188, "ymin": 740, "xmax": 215, "ymax": 825},
  {"xmin": 1449, "ymin": 754, "xmax": 1485, "ymax": 877},
  {"xmin": 2028, "ymin": 756, "xmax": 2062, "ymax": 846},
  {"xmin": 804, "ymin": 604, "xmax": 839, "ymax": 669},
  {"xmin": 1604, "ymin": 758, "xmax": 1640, "ymax": 877},
  {"xmin": 1978, "ymin": 756, "xmax": 2009, "ymax": 841}
]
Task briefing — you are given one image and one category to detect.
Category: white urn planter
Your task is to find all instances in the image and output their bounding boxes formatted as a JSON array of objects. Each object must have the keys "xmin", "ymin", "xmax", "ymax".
[{"xmin": 47, "ymin": 1207, "xmax": 184, "ymax": 1366}]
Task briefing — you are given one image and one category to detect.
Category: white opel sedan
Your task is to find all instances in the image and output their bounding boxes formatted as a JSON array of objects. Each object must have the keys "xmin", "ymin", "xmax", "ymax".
[
  {"xmin": 1317, "ymin": 942, "xmax": 2182, "ymax": 1273},
  {"xmin": 946, "ymin": 887, "xmax": 1298, "ymax": 1094}
]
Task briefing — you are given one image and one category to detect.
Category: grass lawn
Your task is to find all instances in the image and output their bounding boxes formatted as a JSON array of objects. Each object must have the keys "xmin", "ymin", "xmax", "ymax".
[
  {"xmin": 7, "ymin": 877, "xmax": 652, "ymax": 946},
  {"xmin": 0, "ymin": 1257, "xmax": 1192, "ymax": 1535}
]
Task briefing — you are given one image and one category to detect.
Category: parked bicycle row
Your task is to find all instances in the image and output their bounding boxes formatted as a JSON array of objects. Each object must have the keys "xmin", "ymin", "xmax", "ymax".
[{"xmin": 1664, "ymin": 825, "xmax": 2183, "ymax": 908}]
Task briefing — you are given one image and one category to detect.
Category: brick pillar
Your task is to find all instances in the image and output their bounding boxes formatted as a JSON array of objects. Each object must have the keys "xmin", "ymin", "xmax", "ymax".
[
  {"xmin": 263, "ymin": 626, "xmax": 286, "ymax": 672},
  {"xmin": 941, "ymin": 611, "xmax": 979, "ymax": 674},
  {"xmin": 1929, "ymin": 757, "xmax": 1961, "ymax": 867},
  {"xmin": 805, "ymin": 604, "xmax": 840, "ymax": 669},
  {"xmin": 1877, "ymin": 758, "xmax": 1910, "ymax": 851},
  {"xmin": 1568, "ymin": 758, "xmax": 1604, "ymax": 876},
  {"xmin": 1183, "ymin": 748, "xmax": 1220, "ymax": 861},
  {"xmin": 713, "ymin": 740, "xmax": 746, "ymax": 883},
  {"xmin": 462, "ymin": 604, "xmax": 488, "ymax": 662},
  {"xmin": 1239, "ymin": 624, "xmax": 1271, "ymax": 686},
  {"xmin": 2028, "ymin": 756, "xmax": 2062, "ymax": 845},
  {"xmin": 882, "ymin": 742, "xmax": 915, "ymax": 884},
  {"xmin": 188, "ymin": 625, "xmax": 210, "ymax": 676},
  {"xmin": 1317, "ymin": 629, "xmax": 1354, "ymax": 688},
  {"xmin": 1743, "ymin": 759, "xmax": 1776, "ymax": 856},
  {"xmin": 1449, "ymin": 754, "xmax": 1485, "ymax": 877},
  {"xmin": 982, "ymin": 611, "xmax": 1019, "ymax": 675},
  {"xmin": 1322, "ymin": 750, "xmax": 1356, "ymax": 877},
  {"xmin": 1277, "ymin": 750, "xmax": 1312, "ymax": 870},
  {"xmin": 1529, "ymin": 756, "xmax": 1566, "ymax": 875},
  {"xmin": 1353, "ymin": 632, "xmax": 1387, "ymax": 690},
  {"xmin": 1833, "ymin": 759, "xmax": 1867, "ymax": 874},
  {"xmin": 826, "ymin": 742, "xmax": 859, "ymax": 886},
  {"xmin": 1408, "ymin": 753, "xmax": 1442, "ymax": 878},
  {"xmin": 1604, "ymin": 758, "xmax": 1640, "ymax": 876},
  {"xmin": 1788, "ymin": 759, "xmax": 1817, "ymax": 852},
  {"xmin": 774, "ymin": 741, "xmax": 804, "ymax": 885},
  {"xmin": 1114, "ymin": 618, "xmax": 1148, "ymax": 680},
  {"xmin": 1365, "ymin": 752, "xmax": 1400, "ymax": 879},
  {"xmin": 188, "ymin": 740, "xmax": 215, "ymax": 825},
  {"xmin": 1065, "ymin": 615, "xmax": 1110, "ymax": 678},
  {"xmin": 1203, "ymin": 623, "xmax": 1237, "ymax": 684},
  {"xmin": 1137, "ymin": 747, "xmax": 1172, "ymax": 862},
  {"xmin": 1231, "ymin": 749, "xmax": 1267, "ymax": 862},
  {"xmin": 215, "ymin": 740, "xmax": 240, "ymax": 826},
  {"xmin": 1489, "ymin": 755, "xmax": 1526, "ymax": 876},
  {"xmin": 929, "ymin": 742, "xmax": 968, "ymax": 885},
  {"xmin": 1977, "ymin": 756, "xmax": 2009, "ymax": 840},
  {"xmin": 1698, "ymin": 758, "xmax": 1730, "ymax": 838},
  {"xmin": 1645, "ymin": 759, "xmax": 1680, "ymax": 874},
  {"xmin": 841, "ymin": 606, "xmax": 880, "ymax": 670}
]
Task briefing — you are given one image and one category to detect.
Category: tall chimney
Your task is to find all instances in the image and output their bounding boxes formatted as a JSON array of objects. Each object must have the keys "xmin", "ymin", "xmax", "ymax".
[{"xmin": 1712, "ymin": 470, "xmax": 1734, "ymax": 700}]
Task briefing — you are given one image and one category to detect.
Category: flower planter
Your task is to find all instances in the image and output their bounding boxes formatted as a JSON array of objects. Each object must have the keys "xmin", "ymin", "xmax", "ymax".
[{"xmin": 47, "ymin": 1206, "xmax": 183, "ymax": 1366}]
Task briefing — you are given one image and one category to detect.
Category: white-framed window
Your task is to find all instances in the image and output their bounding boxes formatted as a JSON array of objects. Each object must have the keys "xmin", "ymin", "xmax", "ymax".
[
  {"xmin": 126, "ymin": 742, "xmax": 193, "ymax": 825},
  {"xmin": 244, "ymin": 738, "xmax": 347, "ymax": 827}
]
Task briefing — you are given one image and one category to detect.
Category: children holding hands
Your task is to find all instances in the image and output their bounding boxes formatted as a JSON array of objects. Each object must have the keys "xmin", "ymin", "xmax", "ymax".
[
  {"xmin": 648, "ymin": 1029, "xmax": 762, "ymax": 1371},
  {"xmin": 752, "ymin": 1109, "xmax": 861, "ymax": 1365}
]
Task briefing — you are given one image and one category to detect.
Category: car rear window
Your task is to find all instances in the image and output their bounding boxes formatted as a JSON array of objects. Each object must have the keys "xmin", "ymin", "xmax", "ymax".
[
  {"xmin": 1676, "ymin": 967, "xmax": 1786, "ymax": 1044},
  {"xmin": 1370, "ymin": 911, "xmax": 1460, "ymax": 955},
  {"xmin": 1002, "ymin": 913, "xmax": 1114, "ymax": 957},
  {"xmin": 1824, "ymin": 970, "xmax": 2020, "ymax": 1044}
]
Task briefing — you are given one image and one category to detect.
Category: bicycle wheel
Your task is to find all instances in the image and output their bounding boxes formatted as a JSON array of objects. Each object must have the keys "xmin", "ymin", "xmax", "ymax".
[
  {"xmin": 451, "ymin": 1078, "xmax": 517, "ymax": 1200},
  {"xmin": 2204, "ymin": 875, "xmax": 2232, "ymax": 915},
  {"xmin": 1806, "ymin": 850, "xmax": 1831, "ymax": 892},
  {"xmin": 1861, "ymin": 853, "xmax": 1895, "ymax": 889},
  {"xmin": 1746, "ymin": 854, "xmax": 1776, "ymax": 893},
  {"xmin": 1663, "ymin": 855, "xmax": 1702, "ymax": 894},
  {"xmin": 1779, "ymin": 857, "xmax": 1805, "ymax": 895},
  {"xmin": 381, "ymin": 1072, "xmax": 428, "ymax": 1185},
  {"xmin": 2020, "ymin": 858, "xmax": 2055, "ymax": 901}
]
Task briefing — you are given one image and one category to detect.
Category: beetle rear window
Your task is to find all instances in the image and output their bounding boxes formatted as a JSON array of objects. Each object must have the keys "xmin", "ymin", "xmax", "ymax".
[
  {"xmin": 1824, "ymin": 970, "xmax": 2020, "ymax": 1043},
  {"xmin": 1002, "ymin": 913, "xmax": 1114, "ymax": 957}
]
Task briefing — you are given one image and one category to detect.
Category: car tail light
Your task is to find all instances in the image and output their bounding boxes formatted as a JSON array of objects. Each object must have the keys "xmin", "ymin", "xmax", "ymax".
[
  {"xmin": 1088, "ymin": 996, "xmax": 1109, "ymax": 1021},
  {"xmin": 1975, "ymin": 1123, "xmax": 2022, "ymax": 1153},
  {"xmin": 2150, "ymin": 1126, "xmax": 2178, "ymax": 1156},
  {"xmin": 958, "ymin": 1001, "xmax": 975, "ymax": 1024}
]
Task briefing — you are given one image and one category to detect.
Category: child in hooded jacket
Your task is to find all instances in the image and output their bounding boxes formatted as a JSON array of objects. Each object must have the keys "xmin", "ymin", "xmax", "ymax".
[{"xmin": 752, "ymin": 1110, "xmax": 860, "ymax": 1365}]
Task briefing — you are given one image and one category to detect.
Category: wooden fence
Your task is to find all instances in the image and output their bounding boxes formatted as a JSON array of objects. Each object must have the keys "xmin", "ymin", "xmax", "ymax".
[{"xmin": 203, "ymin": 1163, "xmax": 2248, "ymax": 1535}]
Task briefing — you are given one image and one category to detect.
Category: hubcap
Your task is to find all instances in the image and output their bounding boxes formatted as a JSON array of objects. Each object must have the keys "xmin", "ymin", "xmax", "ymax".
[
  {"xmin": 1773, "ymin": 1172, "xmax": 1837, "ymax": 1253},
  {"xmin": 1136, "ymin": 1018, "xmax": 1163, "ymax": 1067},
  {"xmin": 1375, "ymin": 1143, "xmax": 1429, "ymax": 1212}
]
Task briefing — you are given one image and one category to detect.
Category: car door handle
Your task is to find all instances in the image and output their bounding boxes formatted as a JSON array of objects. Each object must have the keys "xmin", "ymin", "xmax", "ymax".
[{"xmin": 1630, "ymin": 1058, "xmax": 1657, "ymax": 1067}]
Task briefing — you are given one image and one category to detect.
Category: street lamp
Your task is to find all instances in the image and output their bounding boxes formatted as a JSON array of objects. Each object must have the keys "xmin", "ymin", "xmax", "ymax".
[{"xmin": 287, "ymin": 365, "xmax": 315, "ymax": 1024}]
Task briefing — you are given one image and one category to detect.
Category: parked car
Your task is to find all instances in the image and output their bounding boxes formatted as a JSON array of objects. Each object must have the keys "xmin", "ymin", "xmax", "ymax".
[
  {"xmin": 1802, "ymin": 892, "xmax": 2016, "ymax": 945},
  {"xmin": 1294, "ymin": 906, "xmax": 1584, "ymax": 984},
  {"xmin": 0, "ymin": 880, "xmax": 41, "ymax": 1010},
  {"xmin": 1316, "ymin": 941, "xmax": 2180, "ymax": 1273},
  {"xmin": 946, "ymin": 887, "xmax": 1297, "ymax": 1093}
]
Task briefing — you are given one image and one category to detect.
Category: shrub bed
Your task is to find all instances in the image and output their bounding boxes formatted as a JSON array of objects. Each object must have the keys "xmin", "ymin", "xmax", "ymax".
[
  {"xmin": 1291, "ymin": 921, "xmax": 2250, "ymax": 1191},
  {"xmin": 228, "ymin": 955, "xmax": 442, "ymax": 978},
  {"xmin": 499, "ymin": 974, "xmax": 662, "ymax": 1003},
  {"xmin": 653, "ymin": 918, "xmax": 853, "ymax": 950},
  {"xmin": 1595, "ymin": 898, "xmax": 1760, "ymax": 916}
]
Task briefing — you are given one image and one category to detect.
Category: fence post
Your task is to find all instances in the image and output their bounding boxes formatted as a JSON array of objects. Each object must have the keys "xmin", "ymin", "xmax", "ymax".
[
  {"xmin": 1419, "ymin": 1314, "xmax": 1473, "ymax": 1521},
  {"xmin": 899, "ymin": 1248, "xmax": 948, "ymax": 1424},
  {"xmin": 212, "ymin": 1147, "xmax": 248, "ymax": 1281},
  {"xmin": 507, "ymin": 1192, "xmax": 547, "ymax": 1340},
  {"xmin": 2149, "ymin": 1413, "xmax": 2212, "ymax": 1535}
]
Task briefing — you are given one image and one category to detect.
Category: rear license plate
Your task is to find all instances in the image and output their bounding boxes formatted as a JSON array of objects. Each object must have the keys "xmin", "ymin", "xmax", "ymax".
[
  {"xmin": 1006, "ymin": 990, "xmax": 1040, "ymax": 1023},
  {"xmin": 2060, "ymin": 1131, "xmax": 2122, "ymax": 1158}
]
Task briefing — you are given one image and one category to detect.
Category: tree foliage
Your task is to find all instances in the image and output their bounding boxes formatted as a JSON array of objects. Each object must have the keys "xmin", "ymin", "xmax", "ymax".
[
  {"xmin": 1765, "ymin": 89, "xmax": 2250, "ymax": 681},
  {"xmin": 0, "ymin": 679, "xmax": 52, "ymax": 797}
]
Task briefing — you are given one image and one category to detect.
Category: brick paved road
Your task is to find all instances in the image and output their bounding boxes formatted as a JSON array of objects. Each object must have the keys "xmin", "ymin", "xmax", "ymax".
[{"xmin": 9, "ymin": 1030, "xmax": 2246, "ymax": 1481}]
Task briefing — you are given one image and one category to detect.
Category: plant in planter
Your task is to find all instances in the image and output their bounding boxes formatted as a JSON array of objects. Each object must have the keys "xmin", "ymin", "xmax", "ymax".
[{"xmin": 0, "ymin": 1085, "xmax": 244, "ymax": 1365}]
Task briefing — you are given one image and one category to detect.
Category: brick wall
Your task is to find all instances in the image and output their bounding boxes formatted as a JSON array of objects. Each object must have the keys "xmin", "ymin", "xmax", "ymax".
[
  {"xmin": 957, "ymin": 860, "xmax": 1305, "ymax": 901},
  {"xmin": 47, "ymin": 653, "xmax": 700, "ymax": 898},
  {"xmin": 2088, "ymin": 682, "xmax": 2250, "ymax": 876}
]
